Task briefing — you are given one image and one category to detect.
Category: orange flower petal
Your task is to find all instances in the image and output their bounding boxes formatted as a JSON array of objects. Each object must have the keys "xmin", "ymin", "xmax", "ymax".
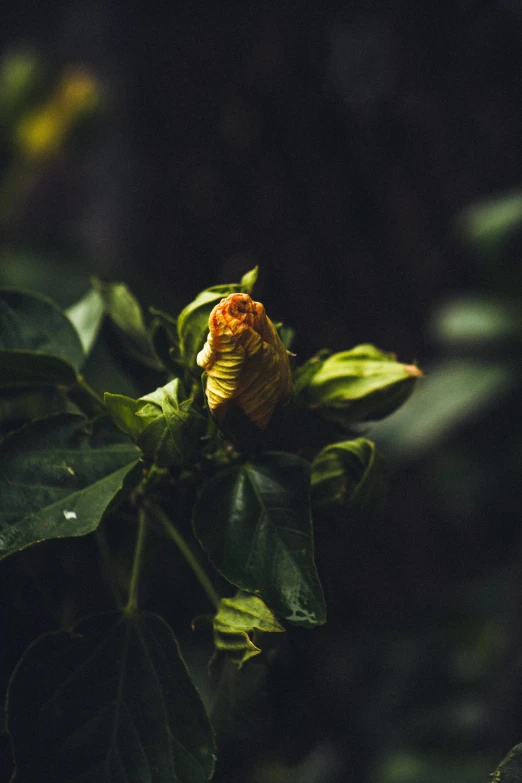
[{"xmin": 197, "ymin": 293, "xmax": 292, "ymax": 429}]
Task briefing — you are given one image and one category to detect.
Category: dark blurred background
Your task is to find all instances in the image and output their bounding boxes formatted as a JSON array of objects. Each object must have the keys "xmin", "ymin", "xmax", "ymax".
[{"xmin": 2, "ymin": 2, "xmax": 522, "ymax": 781}]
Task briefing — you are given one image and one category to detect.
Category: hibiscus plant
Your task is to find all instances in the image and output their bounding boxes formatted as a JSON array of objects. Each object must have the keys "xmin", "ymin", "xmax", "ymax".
[{"xmin": 0, "ymin": 267, "xmax": 422, "ymax": 781}]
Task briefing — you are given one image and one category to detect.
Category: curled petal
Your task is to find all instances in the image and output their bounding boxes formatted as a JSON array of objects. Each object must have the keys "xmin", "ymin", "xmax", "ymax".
[{"xmin": 197, "ymin": 293, "xmax": 292, "ymax": 429}]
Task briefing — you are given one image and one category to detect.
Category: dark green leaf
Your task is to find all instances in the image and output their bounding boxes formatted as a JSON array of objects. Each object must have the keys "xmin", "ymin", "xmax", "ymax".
[
  {"xmin": 0, "ymin": 388, "xmax": 66, "ymax": 436},
  {"xmin": 213, "ymin": 591, "xmax": 284, "ymax": 668},
  {"xmin": 311, "ymin": 438, "xmax": 385, "ymax": 513},
  {"xmin": 149, "ymin": 307, "xmax": 183, "ymax": 375},
  {"xmin": 0, "ymin": 414, "xmax": 141, "ymax": 559},
  {"xmin": 65, "ymin": 288, "xmax": 105, "ymax": 356},
  {"xmin": 93, "ymin": 279, "xmax": 159, "ymax": 369},
  {"xmin": 0, "ymin": 289, "xmax": 84, "ymax": 388},
  {"xmin": 0, "ymin": 351, "xmax": 77, "ymax": 388},
  {"xmin": 193, "ymin": 452, "xmax": 326, "ymax": 628},
  {"xmin": 303, "ymin": 344, "xmax": 422, "ymax": 427},
  {"xmin": 6, "ymin": 610, "xmax": 216, "ymax": 783},
  {"xmin": 177, "ymin": 266, "xmax": 258, "ymax": 370},
  {"xmin": 208, "ymin": 656, "xmax": 268, "ymax": 749},
  {"xmin": 490, "ymin": 742, "xmax": 522, "ymax": 783}
]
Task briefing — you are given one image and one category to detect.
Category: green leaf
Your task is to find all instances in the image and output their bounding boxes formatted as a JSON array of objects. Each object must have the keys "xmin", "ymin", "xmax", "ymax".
[
  {"xmin": 0, "ymin": 351, "xmax": 77, "ymax": 388},
  {"xmin": 311, "ymin": 438, "xmax": 385, "ymax": 513},
  {"xmin": 136, "ymin": 379, "xmax": 206, "ymax": 467},
  {"xmin": 0, "ymin": 388, "xmax": 66, "ymax": 436},
  {"xmin": 274, "ymin": 323, "xmax": 295, "ymax": 352},
  {"xmin": 177, "ymin": 266, "xmax": 258, "ymax": 370},
  {"xmin": 490, "ymin": 743, "xmax": 522, "ymax": 782},
  {"xmin": 0, "ymin": 414, "xmax": 141, "ymax": 559},
  {"xmin": 302, "ymin": 344, "xmax": 422, "ymax": 427},
  {"xmin": 6, "ymin": 610, "xmax": 216, "ymax": 783},
  {"xmin": 193, "ymin": 451, "xmax": 326, "ymax": 628},
  {"xmin": 104, "ymin": 392, "xmax": 144, "ymax": 441},
  {"xmin": 106, "ymin": 381, "xmax": 206, "ymax": 467},
  {"xmin": 207, "ymin": 655, "xmax": 268, "ymax": 748},
  {"xmin": 0, "ymin": 289, "xmax": 85, "ymax": 388},
  {"xmin": 149, "ymin": 307, "xmax": 183, "ymax": 375},
  {"xmin": 65, "ymin": 288, "xmax": 105, "ymax": 356},
  {"xmin": 213, "ymin": 591, "xmax": 284, "ymax": 668},
  {"xmin": 93, "ymin": 278, "xmax": 159, "ymax": 368},
  {"xmin": 239, "ymin": 265, "xmax": 258, "ymax": 293},
  {"xmin": 292, "ymin": 351, "xmax": 330, "ymax": 397}
]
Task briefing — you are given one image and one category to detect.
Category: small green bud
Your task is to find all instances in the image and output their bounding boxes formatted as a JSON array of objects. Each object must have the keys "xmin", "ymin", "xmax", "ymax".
[
  {"xmin": 311, "ymin": 438, "xmax": 384, "ymax": 514},
  {"xmin": 302, "ymin": 344, "xmax": 422, "ymax": 427},
  {"xmin": 105, "ymin": 379, "xmax": 205, "ymax": 467}
]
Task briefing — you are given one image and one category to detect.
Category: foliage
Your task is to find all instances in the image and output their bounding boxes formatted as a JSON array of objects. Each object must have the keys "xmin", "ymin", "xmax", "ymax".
[{"xmin": 0, "ymin": 268, "xmax": 422, "ymax": 780}]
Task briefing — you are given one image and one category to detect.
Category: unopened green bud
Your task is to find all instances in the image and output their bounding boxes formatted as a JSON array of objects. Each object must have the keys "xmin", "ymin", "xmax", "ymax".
[
  {"xmin": 311, "ymin": 438, "xmax": 384, "ymax": 514},
  {"xmin": 303, "ymin": 344, "xmax": 422, "ymax": 428}
]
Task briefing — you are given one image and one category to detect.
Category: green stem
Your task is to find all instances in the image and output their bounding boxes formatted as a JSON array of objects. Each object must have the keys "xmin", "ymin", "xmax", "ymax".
[
  {"xmin": 145, "ymin": 500, "xmax": 220, "ymax": 610},
  {"xmin": 125, "ymin": 506, "xmax": 148, "ymax": 613},
  {"xmin": 77, "ymin": 375, "xmax": 105, "ymax": 404},
  {"xmin": 69, "ymin": 375, "xmax": 106, "ymax": 416}
]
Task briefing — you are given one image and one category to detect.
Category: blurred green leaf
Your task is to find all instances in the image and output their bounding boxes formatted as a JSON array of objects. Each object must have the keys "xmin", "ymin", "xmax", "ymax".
[
  {"xmin": 0, "ymin": 289, "xmax": 84, "ymax": 389},
  {"xmin": 212, "ymin": 591, "xmax": 284, "ymax": 668},
  {"xmin": 0, "ymin": 413, "xmax": 140, "ymax": 559},
  {"xmin": 177, "ymin": 266, "xmax": 258, "ymax": 371},
  {"xmin": 460, "ymin": 191, "xmax": 522, "ymax": 258},
  {"xmin": 0, "ymin": 51, "xmax": 41, "ymax": 121},
  {"xmin": 367, "ymin": 360, "xmax": 515, "ymax": 460},
  {"xmin": 431, "ymin": 296, "xmax": 522, "ymax": 346},
  {"xmin": 375, "ymin": 752, "xmax": 493, "ymax": 783},
  {"xmin": 311, "ymin": 438, "xmax": 385, "ymax": 513},
  {"xmin": 0, "ymin": 250, "xmax": 91, "ymax": 306},
  {"xmin": 65, "ymin": 288, "xmax": 105, "ymax": 355},
  {"xmin": 193, "ymin": 451, "xmax": 326, "ymax": 628},
  {"xmin": 301, "ymin": 344, "xmax": 422, "ymax": 428},
  {"xmin": 7, "ymin": 610, "xmax": 216, "ymax": 783}
]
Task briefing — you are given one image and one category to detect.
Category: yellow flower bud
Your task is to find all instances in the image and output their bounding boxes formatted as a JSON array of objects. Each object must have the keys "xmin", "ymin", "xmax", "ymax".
[{"xmin": 197, "ymin": 293, "xmax": 292, "ymax": 430}]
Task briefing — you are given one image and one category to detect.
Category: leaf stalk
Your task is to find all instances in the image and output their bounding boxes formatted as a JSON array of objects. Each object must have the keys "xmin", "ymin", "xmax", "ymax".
[{"xmin": 145, "ymin": 500, "xmax": 220, "ymax": 610}]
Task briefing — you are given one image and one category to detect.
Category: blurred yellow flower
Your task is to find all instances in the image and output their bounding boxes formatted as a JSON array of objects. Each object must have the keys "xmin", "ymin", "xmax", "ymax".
[
  {"xmin": 197, "ymin": 293, "xmax": 292, "ymax": 430},
  {"xmin": 15, "ymin": 68, "xmax": 100, "ymax": 160}
]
